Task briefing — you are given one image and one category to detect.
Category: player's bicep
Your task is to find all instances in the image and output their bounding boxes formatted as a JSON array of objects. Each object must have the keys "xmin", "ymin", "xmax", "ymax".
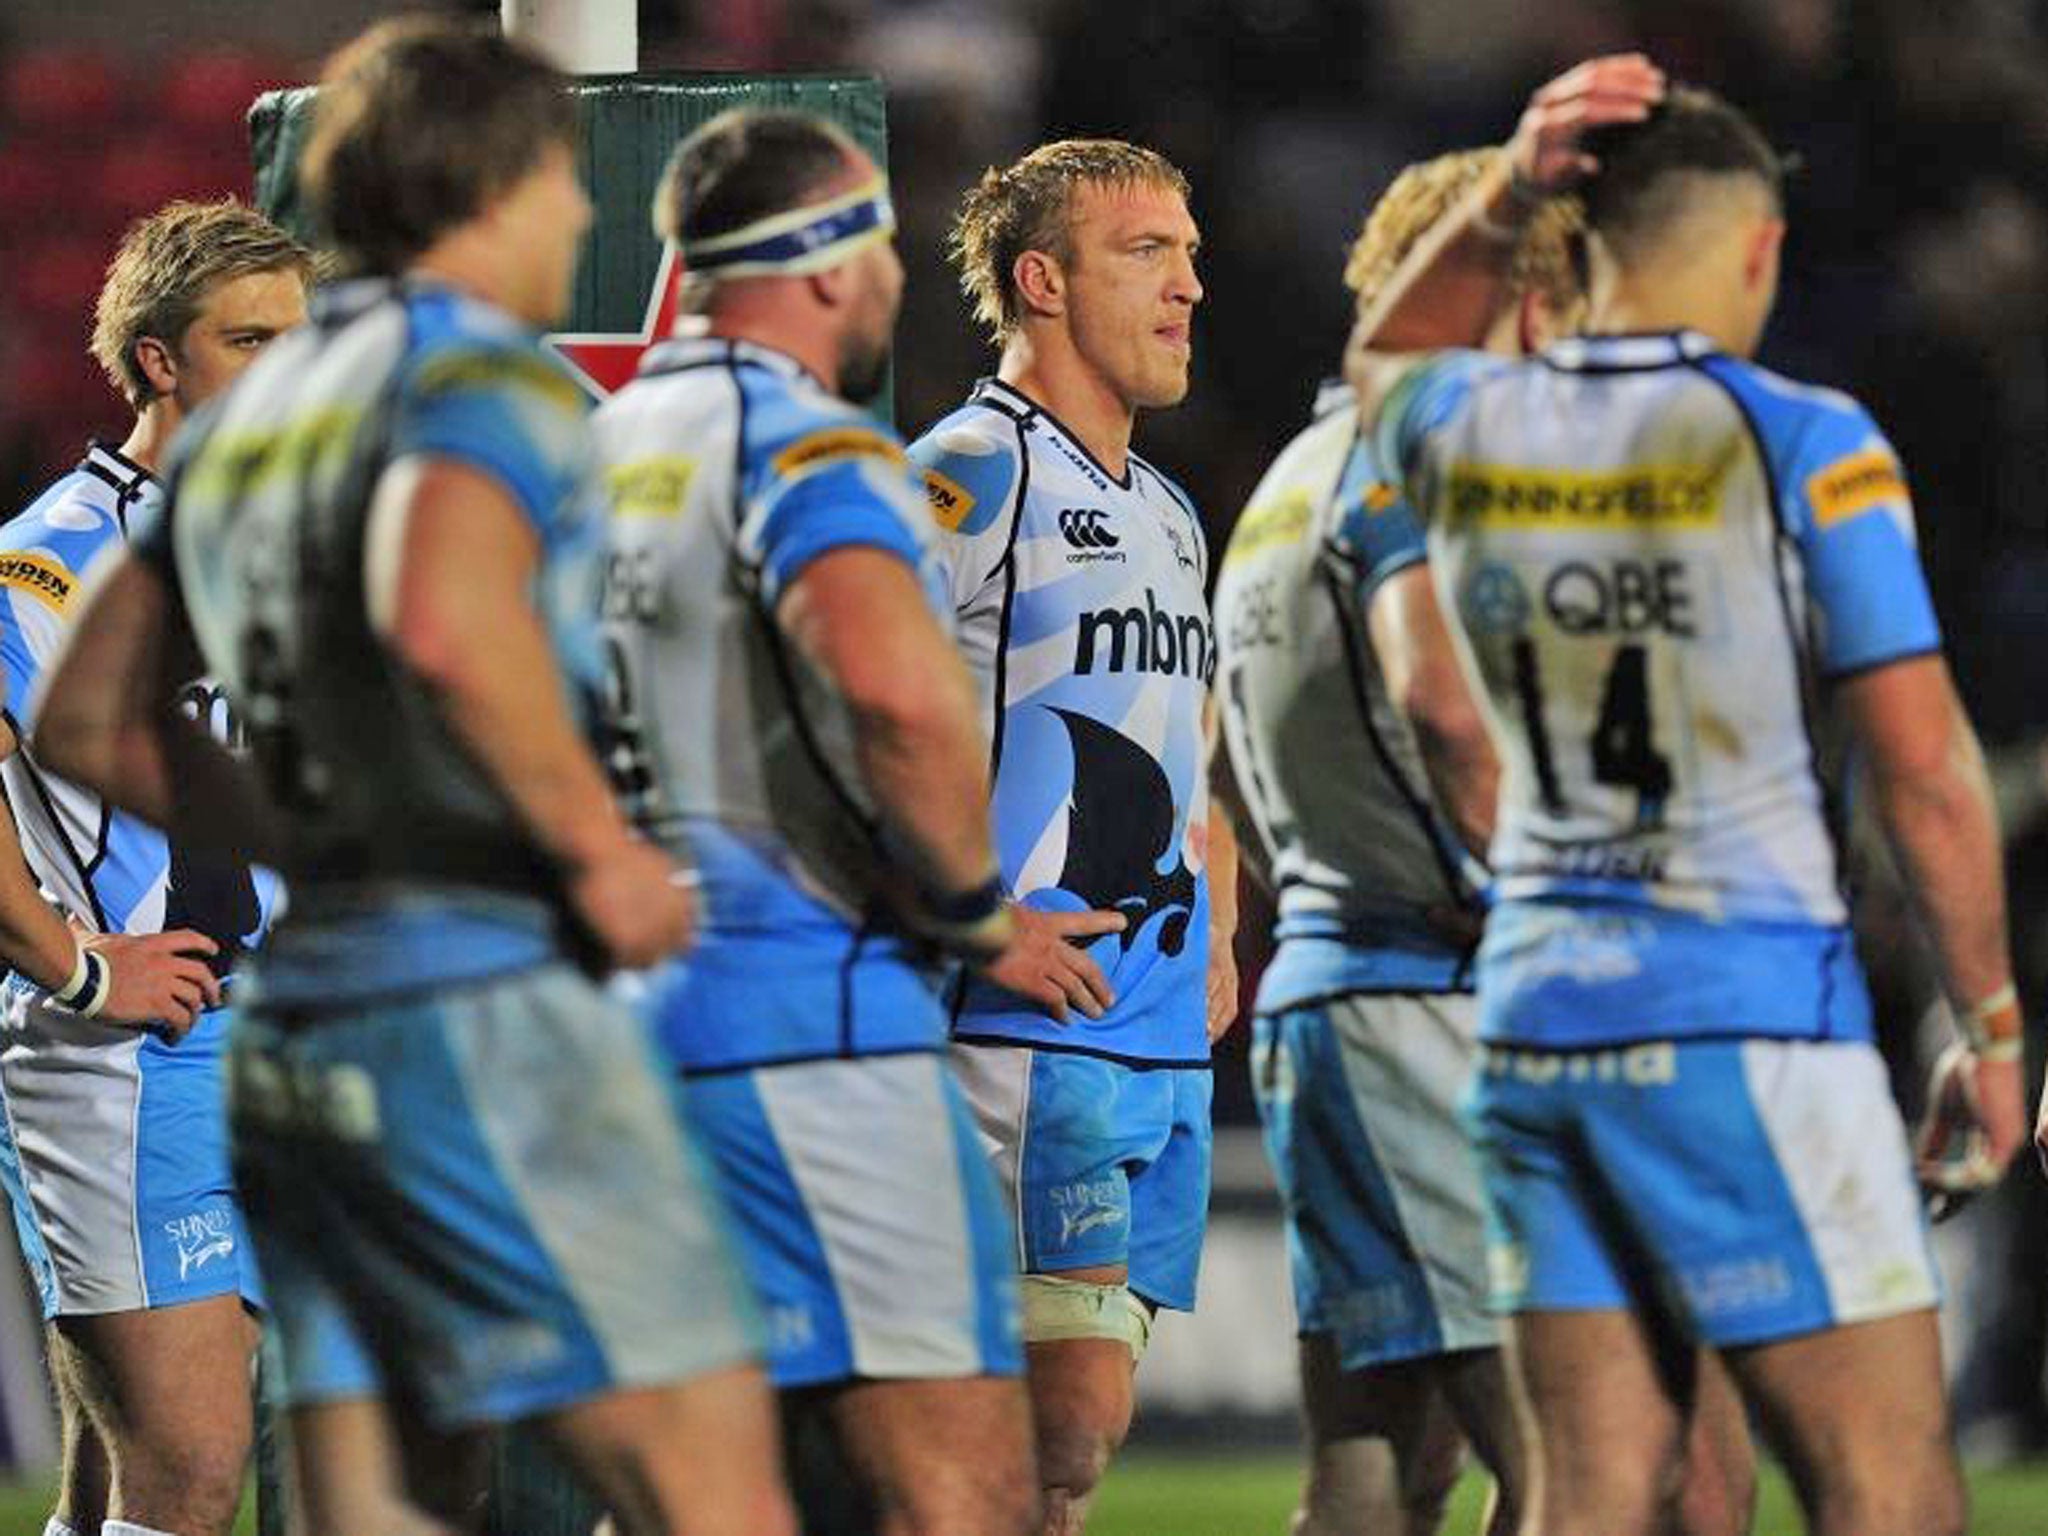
[
  {"xmin": 394, "ymin": 343, "xmax": 589, "ymax": 538},
  {"xmin": 746, "ymin": 453, "xmax": 927, "ymax": 606},
  {"xmin": 775, "ymin": 546, "xmax": 956, "ymax": 718}
]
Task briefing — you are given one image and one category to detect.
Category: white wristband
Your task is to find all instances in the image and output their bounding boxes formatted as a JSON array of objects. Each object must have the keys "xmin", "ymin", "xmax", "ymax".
[
  {"xmin": 50, "ymin": 943, "xmax": 91, "ymax": 1006},
  {"xmin": 73, "ymin": 950, "xmax": 112, "ymax": 1019}
]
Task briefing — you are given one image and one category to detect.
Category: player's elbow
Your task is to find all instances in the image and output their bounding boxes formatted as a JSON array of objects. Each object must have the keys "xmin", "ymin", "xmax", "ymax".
[{"xmin": 840, "ymin": 656, "xmax": 970, "ymax": 753}]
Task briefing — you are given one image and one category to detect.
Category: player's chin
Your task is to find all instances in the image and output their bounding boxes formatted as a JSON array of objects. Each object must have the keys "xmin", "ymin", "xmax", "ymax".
[{"xmin": 1136, "ymin": 361, "xmax": 1193, "ymax": 409}]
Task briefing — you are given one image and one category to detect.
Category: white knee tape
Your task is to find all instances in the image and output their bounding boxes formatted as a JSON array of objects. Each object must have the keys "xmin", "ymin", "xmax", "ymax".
[{"xmin": 1020, "ymin": 1274, "xmax": 1154, "ymax": 1361}]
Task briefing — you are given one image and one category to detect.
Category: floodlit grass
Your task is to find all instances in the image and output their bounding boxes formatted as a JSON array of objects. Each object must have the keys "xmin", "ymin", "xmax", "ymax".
[{"xmin": 6, "ymin": 1452, "xmax": 2045, "ymax": 1534}]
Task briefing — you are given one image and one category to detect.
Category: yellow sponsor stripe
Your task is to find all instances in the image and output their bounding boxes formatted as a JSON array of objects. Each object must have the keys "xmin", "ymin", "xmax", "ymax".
[
  {"xmin": 922, "ymin": 466, "xmax": 976, "ymax": 531},
  {"xmin": 1445, "ymin": 460, "xmax": 1731, "ymax": 529},
  {"xmin": 0, "ymin": 553, "xmax": 72, "ymax": 614},
  {"xmin": 1806, "ymin": 448, "xmax": 1906, "ymax": 528},
  {"xmin": 1222, "ymin": 491, "xmax": 1314, "ymax": 564},
  {"xmin": 605, "ymin": 456, "xmax": 696, "ymax": 519},
  {"xmin": 770, "ymin": 426, "xmax": 905, "ymax": 479}
]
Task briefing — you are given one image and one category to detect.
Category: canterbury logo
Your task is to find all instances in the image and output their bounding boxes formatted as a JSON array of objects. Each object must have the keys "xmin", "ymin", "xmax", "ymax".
[{"xmin": 1058, "ymin": 507, "xmax": 1120, "ymax": 550}]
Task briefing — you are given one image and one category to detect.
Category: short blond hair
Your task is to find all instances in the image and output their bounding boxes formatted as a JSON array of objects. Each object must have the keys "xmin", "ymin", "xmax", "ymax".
[
  {"xmin": 949, "ymin": 138, "xmax": 1191, "ymax": 342},
  {"xmin": 1345, "ymin": 148, "xmax": 1584, "ymax": 321},
  {"xmin": 91, "ymin": 198, "xmax": 314, "ymax": 408}
]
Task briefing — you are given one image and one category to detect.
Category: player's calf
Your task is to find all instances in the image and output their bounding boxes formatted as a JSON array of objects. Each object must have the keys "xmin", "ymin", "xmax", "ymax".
[
  {"xmin": 1023, "ymin": 1280, "xmax": 1148, "ymax": 1536},
  {"xmin": 832, "ymin": 1376, "xmax": 1039, "ymax": 1536}
]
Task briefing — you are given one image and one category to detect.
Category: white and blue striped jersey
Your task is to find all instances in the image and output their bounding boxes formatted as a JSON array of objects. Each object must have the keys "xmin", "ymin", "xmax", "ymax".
[
  {"xmin": 1216, "ymin": 383, "xmax": 1480, "ymax": 1012},
  {"xmin": 1379, "ymin": 330, "xmax": 1941, "ymax": 1048},
  {"xmin": 591, "ymin": 336, "xmax": 948, "ymax": 1072},
  {"xmin": 143, "ymin": 278, "xmax": 601, "ymax": 1005},
  {"xmin": 0, "ymin": 445, "xmax": 279, "ymax": 965},
  {"xmin": 909, "ymin": 379, "xmax": 1214, "ymax": 1066}
]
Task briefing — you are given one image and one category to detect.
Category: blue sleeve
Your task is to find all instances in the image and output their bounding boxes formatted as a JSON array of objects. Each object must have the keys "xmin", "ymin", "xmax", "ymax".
[
  {"xmin": 905, "ymin": 418, "xmax": 1022, "ymax": 607},
  {"xmin": 1326, "ymin": 435, "xmax": 1428, "ymax": 595},
  {"xmin": 393, "ymin": 340, "xmax": 590, "ymax": 540},
  {"xmin": 742, "ymin": 416, "xmax": 929, "ymax": 603},
  {"xmin": 0, "ymin": 537, "xmax": 98, "ymax": 725},
  {"xmin": 1781, "ymin": 403, "xmax": 1940, "ymax": 676},
  {"xmin": 1373, "ymin": 350, "xmax": 1491, "ymax": 490}
]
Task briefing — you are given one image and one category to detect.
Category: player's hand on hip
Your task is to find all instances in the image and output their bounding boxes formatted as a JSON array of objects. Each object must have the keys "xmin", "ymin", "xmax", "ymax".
[
  {"xmin": 979, "ymin": 905, "xmax": 1125, "ymax": 1024},
  {"xmin": 92, "ymin": 929, "xmax": 223, "ymax": 1038},
  {"xmin": 1916, "ymin": 1043, "xmax": 2024, "ymax": 1203},
  {"xmin": 1206, "ymin": 928, "xmax": 1239, "ymax": 1043},
  {"xmin": 568, "ymin": 838, "xmax": 697, "ymax": 973},
  {"xmin": 1510, "ymin": 53, "xmax": 1666, "ymax": 196}
]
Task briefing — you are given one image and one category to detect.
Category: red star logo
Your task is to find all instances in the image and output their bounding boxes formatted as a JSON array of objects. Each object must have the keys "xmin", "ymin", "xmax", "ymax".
[{"xmin": 546, "ymin": 244, "xmax": 684, "ymax": 399}]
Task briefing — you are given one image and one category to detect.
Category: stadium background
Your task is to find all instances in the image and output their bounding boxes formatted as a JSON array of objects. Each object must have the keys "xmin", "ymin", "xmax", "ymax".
[{"xmin": 3, "ymin": 0, "xmax": 2048, "ymax": 1528}]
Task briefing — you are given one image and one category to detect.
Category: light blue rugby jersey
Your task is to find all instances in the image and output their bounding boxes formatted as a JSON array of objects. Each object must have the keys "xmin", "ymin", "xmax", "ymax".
[
  {"xmin": 909, "ymin": 380, "xmax": 1214, "ymax": 1066},
  {"xmin": 0, "ymin": 444, "xmax": 279, "ymax": 974},
  {"xmin": 139, "ymin": 279, "xmax": 602, "ymax": 1005},
  {"xmin": 1380, "ymin": 331, "xmax": 1942, "ymax": 1048},
  {"xmin": 1215, "ymin": 383, "xmax": 1481, "ymax": 1013},
  {"xmin": 591, "ymin": 336, "xmax": 948, "ymax": 1072}
]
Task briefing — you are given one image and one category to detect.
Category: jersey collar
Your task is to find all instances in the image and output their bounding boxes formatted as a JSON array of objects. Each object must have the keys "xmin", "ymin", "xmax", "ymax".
[
  {"xmin": 1310, "ymin": 377, "xmax": 1355, "ymax": 420},
  {"xmin": 638, "ymin": 333, "xmax": 822, "ymax": 390},
  {"xmin": 970, "ymin": 376, "xmax": 1135, "ymax": 490},
  {"xmin": 79, "ymin": 441, "xmax": 159, "ymax": 534},
  {"xmin": 1542, "ymin": 329, "xmax": 1721, "ymax": 373}
]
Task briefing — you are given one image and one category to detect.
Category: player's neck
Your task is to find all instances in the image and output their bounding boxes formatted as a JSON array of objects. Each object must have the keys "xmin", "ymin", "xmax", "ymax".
[
  {"xmin": 688, "ymin": 302, "xmax": 841, "ymax": 395},
  {"xmin": 1583, "ymin": 260, "xmax": 1755, "ymax": 357},
  {"xmin": 997, "ymin": 335, "xmax": 1134, "ymax": 479},
  {"xmin": 115, "ymin": 402, "xmax": 180, "ymax": 478}
]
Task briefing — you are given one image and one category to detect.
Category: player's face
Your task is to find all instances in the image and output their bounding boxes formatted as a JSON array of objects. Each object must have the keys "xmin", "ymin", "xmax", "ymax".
[
  {"xmin": 838, "ymin": 234, "xmax": 903, "ymax": 402},
  {"xmin": 498, "ymin": 140, "xmax": 593, "ymax": 327},
  {"xmin": 167, "ymin": 268, "xmax": 308, "ymax": 411},
  {"xmin": 1059, "ymin": 179, "xmax": 1203, "ymax": 412}
]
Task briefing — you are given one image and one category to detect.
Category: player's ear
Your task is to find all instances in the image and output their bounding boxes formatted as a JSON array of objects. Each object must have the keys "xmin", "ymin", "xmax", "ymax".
[
  {"xmin": 1744, "ymin": 218, "xmax": 1785, "ymax": 293},
  {"xmin": 808, "ymin": 261, "xmax": 853, "ymax": 311},
  {"xmin": 133, "ymin": 336, "xmax": 178, "ymax": 401},
  {"xmin": 1012, "ymin": 250, "xmax": 1065, "ymax": 321}
]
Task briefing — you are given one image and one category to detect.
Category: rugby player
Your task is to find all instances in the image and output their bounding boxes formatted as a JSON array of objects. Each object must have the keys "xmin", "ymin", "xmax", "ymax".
[
  {"xmin": 589, "ymin": 107, "xmax": 1136, "ymax": 1536},
  {"xmin": 0, "ymin": 198, "xmax": 306, "ymax": 1536},
  {"xmin": 909, "ymin": 140, "xmax": 1238, "ymax": 1535},
  {"xmin": 1353, "ymin": 56, "xmax": 2025, "ymax": 1536},
  {"xmin": 32, "ymin": 20, "xmax": 792, "ymax": 1536},
  {"xmin": 1221, "ymin": 134, "xmax": 1758, "ymax": 1536}
]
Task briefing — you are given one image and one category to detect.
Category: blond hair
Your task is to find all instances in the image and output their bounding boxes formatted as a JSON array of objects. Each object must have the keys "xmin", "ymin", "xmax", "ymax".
[
  {"xmin": 91, "ymin": 198, "xmax": 315, "ymax": 408},
  {"xmin": 949, "ymin": 138, "xmax": 1190, "ymax": 342},
  {"xmin": 1345, "ymin": 148, "xmax": 1584, "ymax": 321}
]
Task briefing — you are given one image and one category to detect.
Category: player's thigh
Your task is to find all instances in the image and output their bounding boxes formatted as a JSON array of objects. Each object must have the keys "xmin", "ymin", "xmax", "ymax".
[
  {"xmin": 539, "ymin": 1365, "xmax": 791, "ymax": 1536},
  {"xmin": 1510, "ymin": 1308, "xmax": 1688, "ymax": 1520},
  {"xmin": 286, "ymin": 1396, "xmax": 487, "ymax": 1536},
  {"xmin": 828, "ymin": 1374, "xmax": 1037, "ymax": 1529},
  {"xmin": 230, "ymin": 967, "xmax": 760, "ymax": 1433},
  {"xmin": 1258, "ymin": 994, "xmax": 1496, "ymax": 1368},
  {"xmin": 54, "ymin": 1294, "xmax": 258, "ymax": 1445},
  {"xmin": 1723, "ymin": 1308, "xmax": 1956, "ymax": 1504},
  {"xmin": 683, "ymin": 1051, "xmax": 1022, "ymax": 1389}
]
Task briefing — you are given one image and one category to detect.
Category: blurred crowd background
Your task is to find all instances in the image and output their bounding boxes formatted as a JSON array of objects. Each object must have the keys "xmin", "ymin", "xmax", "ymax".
[{"xmin": 5, "ymin": 0, "xmax": 2048, "ymax": 1467}]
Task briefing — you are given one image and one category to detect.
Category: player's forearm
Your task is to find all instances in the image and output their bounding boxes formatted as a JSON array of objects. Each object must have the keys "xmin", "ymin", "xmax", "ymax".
[
  {"xmin": 1869, "ymin": 726, "xmax": 2013, "ymax": 1012},
  {"xmin": 1206, "ymin": 794, "xmax": 1240, "ymax": 940},
  {"xmin": 0, "ymin": 803, "xmax": 87, "ymax": 987},
  {"xmin": 406, "ymin": 605, "xmax": 629, "ymax": 875},
  {"xmin": 1410, "ymin": 707, "xmax": 1500, "ymax": 858},
  {"xmin": 1352, "ymin": 159, "xmax": 1525, "ymax": 353}
]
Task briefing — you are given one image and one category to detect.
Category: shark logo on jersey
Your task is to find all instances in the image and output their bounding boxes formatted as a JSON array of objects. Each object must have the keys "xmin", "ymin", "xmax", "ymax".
[{"xmin": 1050, "ymin": 708, "xmax": 1196, "ymax": 956}]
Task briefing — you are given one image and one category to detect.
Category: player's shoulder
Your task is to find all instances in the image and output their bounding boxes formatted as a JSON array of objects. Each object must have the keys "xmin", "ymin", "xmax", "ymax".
[
  {"xmin": 1226, "ymin": 384, "xmax": 1358, "ymax": 564},
  {"xmin": 1699, "ymin": 354, "xmax": 1901, "ymax": 521},
  {"xmin": 4, "ymin": 452, "xmax": 134, "ymax": 561},
  {"xmin": 740, "ymin": 367, "xmax": 906, "ymax": 490},
  {"xmin": 1130, "ymin": 448, "xmax": 1201, "ymax": 526},
  {"xmin": 1380, "ymin": 346, "xmax": 1514, "ymax": 441},
  {"xmin": 1697, "ymin": 353, "xmax": 1884, "ymax": 453},
  {"xmin": 905, "ymin": 397, "xmax": 1022, "ymax": 538},
  {"xmin": 401, "ymin": 283, "xmax": 587, "ymax": 418}
]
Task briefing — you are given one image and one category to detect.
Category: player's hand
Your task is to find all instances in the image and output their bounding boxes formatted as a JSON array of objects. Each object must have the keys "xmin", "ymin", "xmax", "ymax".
[
  {"xmin": 567, "ymin": 838, "xmax": 696, "ymax": 973},
  {"xmin": 1508, "ymin": 53, "xmax": 1666, "ymax": 197},
  {"xmin": 88, "ymin": 929, "xmax": 223, "ymax": 1039},
  {"xmin": 978, "ymin": 905, "xmax": 1125, "ymax": 1024},
  {"xmin": 1917, "ymin": 1042, "xmax": 2025, "ymax": 1215},
  {"xmin": 1206, "ymin": 926, "xmax": 1240, "ymax": 1043}
]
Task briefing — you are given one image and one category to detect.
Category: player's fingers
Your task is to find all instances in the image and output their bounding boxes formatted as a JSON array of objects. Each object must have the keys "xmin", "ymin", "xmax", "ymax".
[
  {"xmin": 1061, "ymin": 948, "xmax": 1116, "ymax": 1016},
  {"xmin": 1031, "ymin": 975, "xmax": 1071, "ymax": 1025},
  {"xmin": 149, "ymin": 928, "xmax": 221, "ymax": 957},
  {"xmin": 1048, "ymin": 909, "xmax": 1128, "ymax": 939}
]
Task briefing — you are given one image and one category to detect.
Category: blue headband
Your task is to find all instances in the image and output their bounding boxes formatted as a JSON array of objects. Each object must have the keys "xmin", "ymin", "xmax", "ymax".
[{"xmin": 681, "ymin": 177, "xmax": 896, "ymax": 277}]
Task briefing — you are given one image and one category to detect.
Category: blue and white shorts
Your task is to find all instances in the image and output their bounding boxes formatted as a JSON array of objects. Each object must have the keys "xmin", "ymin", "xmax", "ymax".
[
  {"xmin": 1253, "ymin": 992, "xmax": 1495, "ymax": 1370},
  {"xmin": 1467, "ymin": 1037, "xmax": 1938, "ymax": 1346},
  {"xmin": 682, "ymin": 1050, "xmax": 1022, "ymax": 1388},
  {"xmin": 230, "ymin": 961, "xmax": 760, "ymax": 1429},
  {"xmin": 950, "ymin": 1043, "xmax": 1211, "ymax": 1313},
  {"xmin": 0, "ymin": 985, "xmax": 258, "ymax": 1320}
]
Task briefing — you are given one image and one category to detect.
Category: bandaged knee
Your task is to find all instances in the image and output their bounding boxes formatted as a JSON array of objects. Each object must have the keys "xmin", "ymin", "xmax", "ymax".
[{"xmin": 1021, "ymin": 1274, "xmax": 1154, "ymax": 1360}]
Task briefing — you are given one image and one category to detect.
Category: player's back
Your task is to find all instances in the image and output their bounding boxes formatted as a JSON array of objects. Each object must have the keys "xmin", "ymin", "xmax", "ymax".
[
  {"xmin": 1215, "ymin": 383, "xmax": 1478, "ymax": 1009},
  {"xmin": 909, "ymin": 380, "xmax": 1215, "ymax": 1065},
  {"xmin": 1385, "ymin": 331, "xmax": 1941, "ymax": 1047},
  {"xmin": 0, "ymin": 448, "xmax": 277, "ymax": 959},
  {"xmin": 158, "ymin": 277, "xmax": 597, "ymax": 1004},
  {"xmin": 591, "ymin": 336, "xmax": 947, "ymax": 1070}
]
